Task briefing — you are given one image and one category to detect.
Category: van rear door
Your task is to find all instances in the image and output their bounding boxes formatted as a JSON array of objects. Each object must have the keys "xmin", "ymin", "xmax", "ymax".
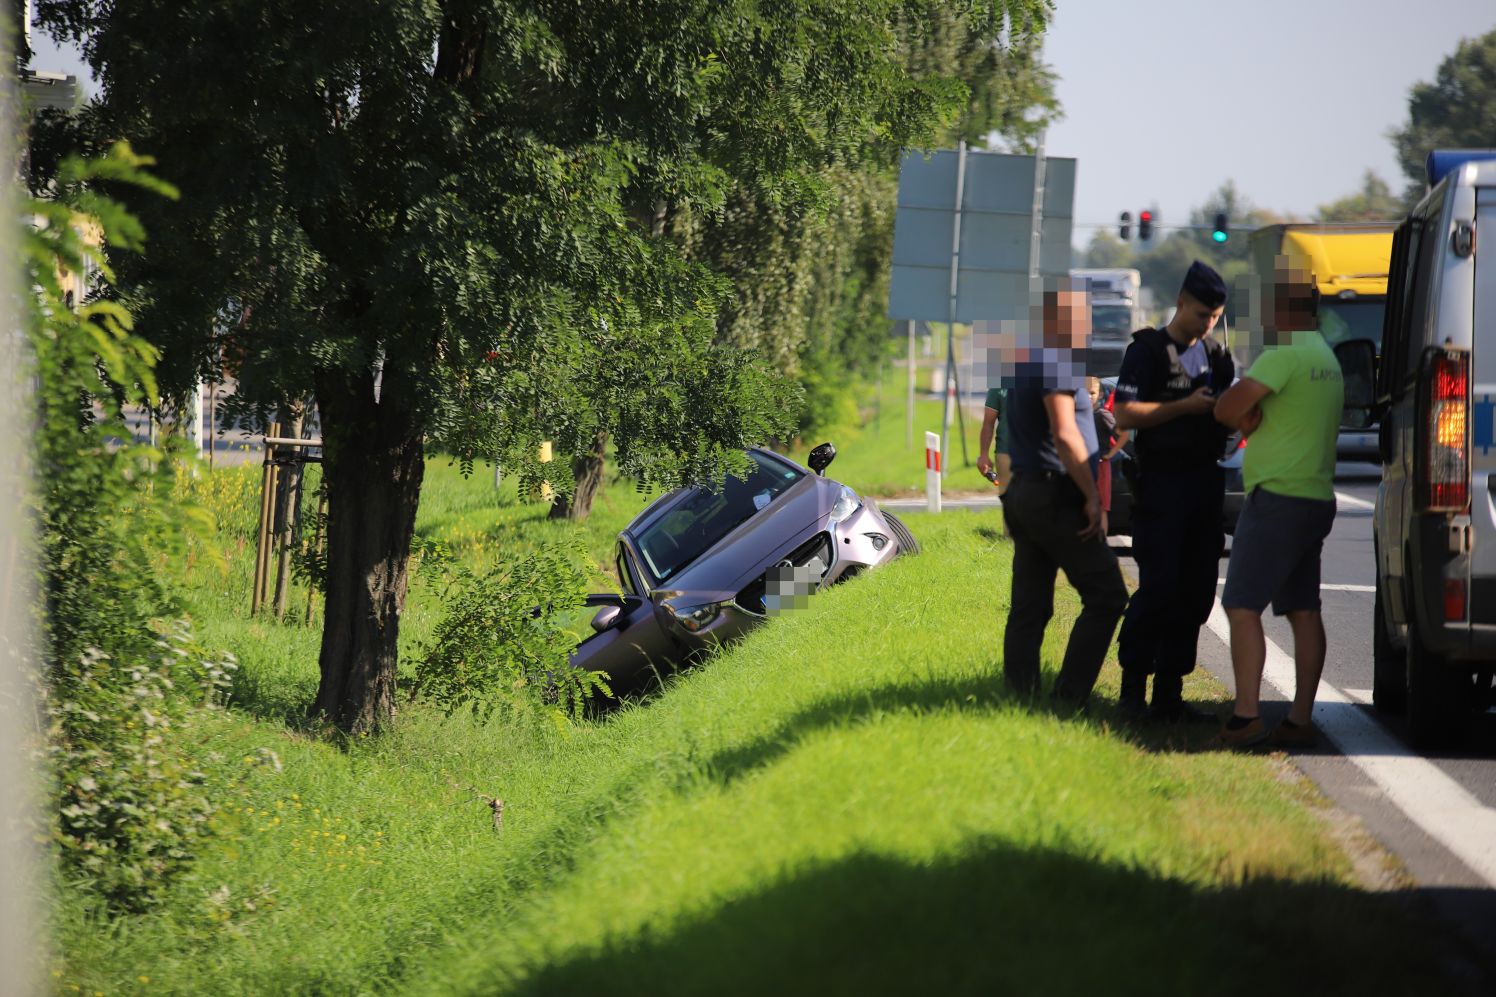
[{"xmin": 1469, "ymin": 185, "xmax": 1496, "ymax": 619}]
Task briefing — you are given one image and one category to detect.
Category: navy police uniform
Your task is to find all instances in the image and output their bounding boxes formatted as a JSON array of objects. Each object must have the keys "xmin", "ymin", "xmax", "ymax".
[{"xmin": 1112, "ymin": 263, "xmax": 1234, "ymax": 716}]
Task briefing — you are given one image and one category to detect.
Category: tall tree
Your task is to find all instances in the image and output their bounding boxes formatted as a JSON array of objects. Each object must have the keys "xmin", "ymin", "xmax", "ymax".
[
  {"xmin": 1391, "ymin": 28, "xmax": 1496, "ymax": 204},
  {"xmin": 1084, "ymin": 230, "xmax": 1134, "ymax": 269},
  {"xmin": 36, "ymin": 0, "xmax": 1026, "ymax": 730},
  {"xmin": 1316, "ymin": 170, "xmax": 1402, "ymax": 223}
]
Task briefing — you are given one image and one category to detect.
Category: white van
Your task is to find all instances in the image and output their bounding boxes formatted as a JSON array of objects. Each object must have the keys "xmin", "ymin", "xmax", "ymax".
[{"xmin": 1345, "ymin": 149, "xmax": 1496, "ymax": 747}]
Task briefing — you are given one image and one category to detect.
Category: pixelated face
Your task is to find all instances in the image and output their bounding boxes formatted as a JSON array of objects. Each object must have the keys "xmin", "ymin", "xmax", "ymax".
[
  {"xmin": 1270, "ymin": 258, "xmax": 1317, "ymax": 335},
  {"xmin": 1173, "ymin": 293, "xmax": 1224, "ymax": 339},
  {"xmin": 1043, "ymin": 288, "xmax": 1091, "ymax": 350}
]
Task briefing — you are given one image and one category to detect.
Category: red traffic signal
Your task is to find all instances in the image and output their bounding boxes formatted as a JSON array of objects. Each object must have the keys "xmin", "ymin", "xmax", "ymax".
[{"xmin": 1138, "ymin": 210, "xmax": 1154, "ymax": 241}]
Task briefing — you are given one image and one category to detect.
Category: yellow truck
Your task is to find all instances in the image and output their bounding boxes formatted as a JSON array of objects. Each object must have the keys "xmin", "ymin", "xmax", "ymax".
[{"xmin": 1247, "ymin": 222, "xmax": 1395, "ymax": 461}]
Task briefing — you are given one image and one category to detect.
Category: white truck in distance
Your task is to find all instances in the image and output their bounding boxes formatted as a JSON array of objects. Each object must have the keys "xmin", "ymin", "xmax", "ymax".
[{"xmin": 1071, "ymin": 267, "xmax": 1142, "ymax": 376}]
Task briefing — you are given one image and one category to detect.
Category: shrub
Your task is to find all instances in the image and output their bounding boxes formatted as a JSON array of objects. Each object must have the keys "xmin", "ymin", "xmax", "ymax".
[
  {"xmin": 44, "ymin": 622, "xmax": 235, "ymax": 911},
  {"xmin": 23, "ymin": 144, "xmax": 230, "ymax": 910},
  {"xmin": 412, "ymin": 543, "xmax": 610, "ymax": 727}
]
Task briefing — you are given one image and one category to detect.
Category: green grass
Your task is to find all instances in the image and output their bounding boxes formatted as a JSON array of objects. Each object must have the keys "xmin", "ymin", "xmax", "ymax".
[
  {"xmin": 53, "ymin": 466, "xmax": 1466, "ymax": 995},
  {"xmin": 783, "ymin": 363, "xmax": 996, "ymax": 496}
]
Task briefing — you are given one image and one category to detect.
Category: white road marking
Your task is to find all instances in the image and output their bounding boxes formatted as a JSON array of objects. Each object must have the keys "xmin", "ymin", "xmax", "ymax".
[
  {"xmin": 1342, "ymin": 687, "xmax": 1374, "ymax": 706},
  {"xmin": 1205, "ymin": 601, "xmax": 1496, "ymax": 889},
  {"xmin": 1335, "ymin": 490, "xmax": 1376, "ymax": 510}
]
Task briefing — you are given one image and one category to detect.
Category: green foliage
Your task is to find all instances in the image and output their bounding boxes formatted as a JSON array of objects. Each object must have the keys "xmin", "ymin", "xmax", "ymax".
[
  {"xmin": 45, "ymin": 623, "xmax": 236, "ymax": 912},
  {"xmin": 412, "ymin": 544, "xmax": 609, "ymax": 727},
  {"xmin": 1392, "ymin": 28, "xmax": 1496, "ymax": 204},
  {"xmin": 24, "ymin": 143, "xmax": 233, "ymax": 911},
  {"xmin": 1316, "ymin": 170, "xmax": 1402, "ymax": 223},
  {"xmin": 1084, "ymin": 229, "xmax": 1135, "ymax": 269}
]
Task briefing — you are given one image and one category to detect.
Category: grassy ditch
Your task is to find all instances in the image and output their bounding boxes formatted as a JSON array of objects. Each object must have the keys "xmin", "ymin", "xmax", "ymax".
[
  {"xmin": 52, "ymin": 464, "xmax": 1463, "ymax": 995},
  {"xmin": 787, "ymin": 367, "xmax": 995, "ymax": 497}
]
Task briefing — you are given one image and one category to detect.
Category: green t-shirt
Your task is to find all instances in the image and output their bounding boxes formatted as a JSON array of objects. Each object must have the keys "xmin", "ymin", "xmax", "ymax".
[
  {"xmin": 983, "ymin": 387, "xmax": 1010, "ymax": 455},
  {"xmin": 1242, "ymin": 330, "xmax": 1344, "ymax": 501}
]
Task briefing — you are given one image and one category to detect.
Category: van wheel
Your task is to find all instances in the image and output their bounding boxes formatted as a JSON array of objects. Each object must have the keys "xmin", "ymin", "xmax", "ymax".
[
  {"xmin": 883, "ymin": 510, "xmax": 920, "ymax": 556},
  {"xmin": 1404, "ymin": 610, "xmax": 1469, "ymax": 749},
  {"xmin": 1372, "ymin": 575, "xmax": 1406, "ymax": 714}
]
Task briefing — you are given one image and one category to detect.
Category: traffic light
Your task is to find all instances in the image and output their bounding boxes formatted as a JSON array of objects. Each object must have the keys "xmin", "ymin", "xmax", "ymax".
[
  {"xmin": 1138, "ymin": 210, "xmax": 1154, "ymax": 241},
  {"xmin": 1119, "ymin": 211, "xmax": 1132, "ymax": 241},
  {"xmin": 1211, "ymin": 212, "xmax": 1229, "ymax": 243}
]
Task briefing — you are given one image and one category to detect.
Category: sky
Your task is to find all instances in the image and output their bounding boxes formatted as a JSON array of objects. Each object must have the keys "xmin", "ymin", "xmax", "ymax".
[
  {"xmin": 24, "ymin": 2, "xmax": 1496, "ymax": 251},
  {"xmin": 1036, "ymin": 0, "xmax": 1495, "ymax": 248}
]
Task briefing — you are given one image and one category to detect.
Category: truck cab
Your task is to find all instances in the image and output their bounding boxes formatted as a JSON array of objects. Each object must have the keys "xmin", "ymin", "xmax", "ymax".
[
  {"xmin": 1248, "ymin": 223, "xmax": 1394, "ymax": 463},
  {"xmin": 1070, "ymin": 267, "xmax": 1141, "ymax": 378},
  {"xmin": 1347, "ymin": 149, "xmax": 1496, "ymax": 746}
]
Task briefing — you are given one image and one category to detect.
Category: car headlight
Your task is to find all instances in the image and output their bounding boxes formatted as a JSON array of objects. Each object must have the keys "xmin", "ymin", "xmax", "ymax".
[
  {"xmin": 665, "ymin": 601, "xmax": 722, "ymax": 633},
  {"xmin": 829, "ymin": 484, "xmax": 861, "ymax": 525}
]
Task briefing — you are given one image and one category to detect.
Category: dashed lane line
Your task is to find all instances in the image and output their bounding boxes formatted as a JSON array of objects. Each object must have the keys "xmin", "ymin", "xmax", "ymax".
[
  {"xmin": 1335, "ymin": 490, "xmax": 1376, "ymax": 510},
  {"xmin": 1204, "ymin": 601, "xmax": 1496, "ymax": 889}
]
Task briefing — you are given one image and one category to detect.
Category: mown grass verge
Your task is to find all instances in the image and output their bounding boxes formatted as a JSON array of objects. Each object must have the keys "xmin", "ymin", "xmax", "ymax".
[
  {"xmin": 785, "ymin": 365, "xmax": 994, "ymax": 497},
  {"xmin": 52, "ymin": 461, "xmax": 1464, "ymax": 995}
]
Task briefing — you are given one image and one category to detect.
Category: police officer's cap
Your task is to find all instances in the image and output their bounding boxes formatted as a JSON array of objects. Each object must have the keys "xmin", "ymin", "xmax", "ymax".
[{"xmin": 1180, "ymin": 261, "xmax": 1227, "ymax": 309}]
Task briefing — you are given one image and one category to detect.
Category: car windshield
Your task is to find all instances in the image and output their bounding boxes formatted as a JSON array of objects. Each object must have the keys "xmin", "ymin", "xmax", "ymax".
[
  {"xmin": 1091, "ymin": 304, "xmax": 1133, "ymax": 339},
  {"xmin": 1317, "ymin": 298, "xmax": 1385, "ymax": 350},
  {"xmin": 634, "ymin": 451, "xmax": 805, "ymax": 583}
]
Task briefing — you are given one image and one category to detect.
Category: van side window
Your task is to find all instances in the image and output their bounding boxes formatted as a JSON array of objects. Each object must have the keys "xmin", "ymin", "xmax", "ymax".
[
  {"xmin": 1404, "ymin": 210, "xmax": 1442, "ymax": 383},
  {"xmin": 1380, "ymin": 219, "xmax": 1414, "ymax": 397}
]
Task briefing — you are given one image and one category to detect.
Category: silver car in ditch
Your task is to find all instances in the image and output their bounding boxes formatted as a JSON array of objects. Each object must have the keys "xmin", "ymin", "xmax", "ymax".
[{"xmin": 568, "ymin": 444, "xmax": 917, "ymax": 684}]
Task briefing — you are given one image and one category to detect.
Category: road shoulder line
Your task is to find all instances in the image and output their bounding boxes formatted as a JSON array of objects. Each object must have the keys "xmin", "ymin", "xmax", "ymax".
[{"xmin": 1204, "ymin": 601, "xmax": 1496, "ymax": 889}]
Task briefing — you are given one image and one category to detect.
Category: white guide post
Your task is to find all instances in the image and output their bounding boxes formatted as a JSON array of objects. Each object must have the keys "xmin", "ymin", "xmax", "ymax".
[{"xmin": 925, "ymin": 430, "xmax": 942, "ymax": 514}]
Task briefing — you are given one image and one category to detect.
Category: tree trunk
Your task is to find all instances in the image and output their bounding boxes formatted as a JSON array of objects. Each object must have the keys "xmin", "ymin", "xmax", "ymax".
[
  {"xmin": 549, "ymin": 430, "xmax": 607, "ymax": 522},
  {"xmin": 309, "ymin": 367, "xmax": 425, "ymax": 732}
]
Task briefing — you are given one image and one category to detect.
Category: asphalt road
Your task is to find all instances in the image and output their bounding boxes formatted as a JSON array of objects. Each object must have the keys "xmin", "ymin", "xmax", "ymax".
[{"xmin": 1199, "ymin": 461, "xmax": 1496, "ymax": 969}]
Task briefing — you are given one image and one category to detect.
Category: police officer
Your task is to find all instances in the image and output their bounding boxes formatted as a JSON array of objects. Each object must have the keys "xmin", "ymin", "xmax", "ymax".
[{"xmin": 1112, "ymin": 261, "xmax": 1234, "ymax": 721}]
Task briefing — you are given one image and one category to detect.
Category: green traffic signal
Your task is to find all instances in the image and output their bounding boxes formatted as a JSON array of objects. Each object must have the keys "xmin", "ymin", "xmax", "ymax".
[
  {"xmin": 1211, "ymin": 230, "xmax": 1228, "ymax": 243},
  {"xmin": 1211, "ymin": 211, "xmax": 1228, "ymax": 243}
]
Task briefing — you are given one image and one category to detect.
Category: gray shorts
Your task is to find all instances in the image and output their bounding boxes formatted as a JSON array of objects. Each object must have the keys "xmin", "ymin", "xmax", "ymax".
[{"xmin": 1221, "ymin": 487, "xmax": 1337, "ymax": 615}]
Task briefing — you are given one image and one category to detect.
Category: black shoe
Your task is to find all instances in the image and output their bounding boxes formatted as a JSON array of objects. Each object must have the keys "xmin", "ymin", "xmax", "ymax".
[
  {"xmin": 1149, "ymin": 699, "xmax": 1218, "ymax": 724},
  {"xmin": 1117, "ymin": 695, "xmax": 1149, "ymax": 722}
]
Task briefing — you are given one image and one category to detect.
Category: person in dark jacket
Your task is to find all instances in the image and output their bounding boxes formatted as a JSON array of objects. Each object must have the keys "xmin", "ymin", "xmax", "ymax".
[
  {"xmin": 1112, "ymin": 262, "xmax": 1235, "ymax": 722},
  {"xmin": 1001, "ymin": 281, "xmax": 1128, "ymax": 707}
]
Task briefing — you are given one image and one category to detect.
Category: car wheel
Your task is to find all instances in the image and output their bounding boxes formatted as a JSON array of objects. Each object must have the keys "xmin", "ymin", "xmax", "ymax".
[
  {"xmin": 1372, "ymin": 572, "xmax": 1406, "ymax": 714},
  {"xmin": 883, "ymin": 510, "xmax": 921, "ymax": 556},
  {"xmin": 1404, "ymin": 607, "xmax": 1470, "ymax": 750}
]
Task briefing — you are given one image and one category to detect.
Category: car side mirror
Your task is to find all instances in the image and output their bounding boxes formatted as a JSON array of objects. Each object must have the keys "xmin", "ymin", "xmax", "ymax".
[
  {"xmin": 589, "ymin": 605, "xmax": 621, "ymax": 633},
  {"xmin": 1333, "ymin": 339, "xmax": 1378, "ymax": 430},
  {"xmin": 808, "ymin": 441, "xmax": 837, "ymax": 476}
]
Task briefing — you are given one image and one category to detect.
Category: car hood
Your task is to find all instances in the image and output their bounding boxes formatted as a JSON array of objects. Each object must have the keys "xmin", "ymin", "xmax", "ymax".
[{"xmin": 652, "ymin": 473, "xmax": 845, "ymax": 601}]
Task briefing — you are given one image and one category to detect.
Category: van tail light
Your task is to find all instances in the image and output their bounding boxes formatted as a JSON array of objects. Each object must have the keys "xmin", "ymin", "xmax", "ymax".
[
  {"xmin": 1444, "ymin": 578, "xmax": 1467, "ymax": 622},
  {"xmin": 1417, "ymin": 349, "xmax": 1470, "ymax": 513}
]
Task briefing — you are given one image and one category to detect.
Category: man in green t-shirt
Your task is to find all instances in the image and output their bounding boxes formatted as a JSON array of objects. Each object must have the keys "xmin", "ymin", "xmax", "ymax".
[
  {"xmin": 1212, "ymin": 268, "xmax": 1344, "ymax": 748},
  {"xmin": 978, "ymin": 386, "xmax": 1011, "ymax": 493}
]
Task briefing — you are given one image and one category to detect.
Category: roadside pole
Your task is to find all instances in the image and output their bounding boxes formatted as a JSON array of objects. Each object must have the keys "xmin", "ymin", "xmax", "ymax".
[
  {"xmin": 939, "ymin": 140, "xmax": 967, "ymax": 476},
  {"xmin": 906, "ymin": 319, "xmax": 914, "ymax": 449},
  {"xmin": 925, "ymin": 431, "xmax": 942, "ymax": 513},
  {"xmin": 1028, "ymin": 128, "xmax": 1047, "ymax": 289}
]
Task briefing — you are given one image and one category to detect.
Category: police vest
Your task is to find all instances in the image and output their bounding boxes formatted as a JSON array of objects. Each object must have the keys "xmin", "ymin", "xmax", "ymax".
[{"xmin": 1129, "ymin": 327, "xmax": 1233, "ymax": 470}]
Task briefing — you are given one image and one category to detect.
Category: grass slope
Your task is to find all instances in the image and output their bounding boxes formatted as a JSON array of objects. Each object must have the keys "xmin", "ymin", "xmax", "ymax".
[
  {"xmin": 784, "ymin": 367, "xmax": 995, "ymax": 497},
  {"xmin": 54, "ymin": 468, "xmax": 1460, "ymax": 995}
]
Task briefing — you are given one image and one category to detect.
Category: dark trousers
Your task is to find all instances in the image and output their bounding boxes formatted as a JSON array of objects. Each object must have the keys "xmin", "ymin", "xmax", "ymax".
[
  {"xmin": 1117, "ymin": 464, "xmax": 1225, "ymax": 683},
  {"xmin": 1002, "ymin": 471, "xmax": 1128, "ymax": 701}
]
